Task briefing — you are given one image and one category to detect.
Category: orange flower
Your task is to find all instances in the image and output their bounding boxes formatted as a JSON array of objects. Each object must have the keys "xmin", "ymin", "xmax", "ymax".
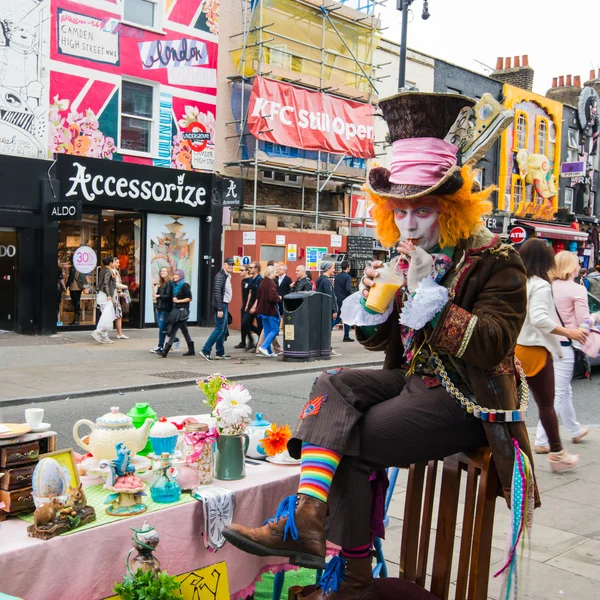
[{"xmin": 259, "ymin": 423, "xmax": 292, "ymax": 457}]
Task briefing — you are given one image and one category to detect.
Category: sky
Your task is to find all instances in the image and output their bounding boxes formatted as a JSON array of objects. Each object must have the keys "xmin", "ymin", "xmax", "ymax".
[{"xmin": 375, "ymin": 0, "xmax": 599, "ymax": 95}]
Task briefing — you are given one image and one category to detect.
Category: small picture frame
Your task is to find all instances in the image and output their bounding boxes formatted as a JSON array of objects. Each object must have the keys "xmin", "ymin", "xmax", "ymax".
[{"xmin": 40, "ymin": 448, "xmax": 80, "ymax": 489}]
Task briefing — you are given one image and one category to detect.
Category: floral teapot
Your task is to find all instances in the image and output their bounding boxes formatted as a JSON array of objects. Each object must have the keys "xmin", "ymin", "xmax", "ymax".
[
  {"xmin": 247, "ymin": 413, "xmax": 271, "ymax": 459},
  {"xmin": 73, "ymin": 407, "xmax": 153, "ymax": 461}
]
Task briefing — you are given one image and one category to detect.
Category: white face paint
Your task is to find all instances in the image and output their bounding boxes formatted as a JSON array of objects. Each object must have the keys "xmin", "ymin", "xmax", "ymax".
[{"xmin": 393, "ymin": 198, "xmax": 441, "ymax": 252}]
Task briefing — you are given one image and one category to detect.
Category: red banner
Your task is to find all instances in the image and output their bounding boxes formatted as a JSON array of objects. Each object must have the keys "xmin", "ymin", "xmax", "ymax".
[{"xmin": 247, "ymin": 77, "xmax": 375, "ymax": 159}]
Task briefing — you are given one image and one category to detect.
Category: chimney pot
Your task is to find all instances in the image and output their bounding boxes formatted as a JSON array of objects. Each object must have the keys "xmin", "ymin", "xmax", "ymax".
[
  {"xmin": 566, "ymin": 74, "xmax": 572, "ymax": 86},
  {"xmin": 552, "ymin": 77, "xmax": 558, "ymax": 88},
  {"xmin": 590, "ymin": 69, "xmax": 596, "ymax": 80},
  {"xmin": 559, "ymin": 75, "xmax": 565, "ymax": 87},
  {"xmin": 522, "ymin": 55, "xmax": 529, "ymax": 67},
  {"xmin": 495, "ymin": 57, "xmax": 504, "ymax": 70},
  {"xmin": 514, "ymin": 56, "xmax": 521, "ymax": 68},
  {"xmin": 505, "ymin": 57, "xmax": 512, "ymax": 69},
  {"xmin": 574, "ymin": 75, "xmax": 581, "ymax": 87},
  {"xmin": 597, "ymin": 68, "xmax": 600, "ymax": 79}
]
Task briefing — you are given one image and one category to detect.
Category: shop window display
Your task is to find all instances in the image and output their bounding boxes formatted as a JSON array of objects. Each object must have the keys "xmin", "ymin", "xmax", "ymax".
[{"xmin": 57, "ymin": 213, "xmax": 99, "ymax": 327}]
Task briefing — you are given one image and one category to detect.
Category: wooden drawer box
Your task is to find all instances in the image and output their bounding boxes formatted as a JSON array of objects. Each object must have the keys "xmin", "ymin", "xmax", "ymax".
[
  {"xmin": 0, "ymin": 465, "xmax": 35, "ymax": 491},
  {"xmin": 0, "ymin": 442, "xmax": 39, "ymax": 468},
  {"xmin": 0, "ymin": 486, "xmax": 34, "ymax": 512}
]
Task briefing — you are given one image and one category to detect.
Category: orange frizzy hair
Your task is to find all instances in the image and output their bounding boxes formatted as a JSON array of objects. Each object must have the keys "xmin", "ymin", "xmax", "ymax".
[{"xmin": 367, "ymin": 166, "xmax": 495, "ymax": 249}]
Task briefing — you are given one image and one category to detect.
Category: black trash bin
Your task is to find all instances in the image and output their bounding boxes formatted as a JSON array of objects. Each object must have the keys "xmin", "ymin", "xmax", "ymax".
[{"xmin": 282, "ymin": 291, "xmax": 332, "ymax": 361}]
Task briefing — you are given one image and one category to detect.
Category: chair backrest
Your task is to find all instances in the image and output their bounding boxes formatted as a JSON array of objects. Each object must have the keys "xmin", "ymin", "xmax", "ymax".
[{"xmin": 399, "ymin": 448, "xmax": 499, "ymax": 600}]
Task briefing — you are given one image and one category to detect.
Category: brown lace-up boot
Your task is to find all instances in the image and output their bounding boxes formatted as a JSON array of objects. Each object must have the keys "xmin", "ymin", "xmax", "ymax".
[
  {"xmin": 223, "ymin": 494, "xmax": 327, "ymax": 569},
  {"xmin": 302, "ymin": 556, "xmax": 378, "ymax": 600}
]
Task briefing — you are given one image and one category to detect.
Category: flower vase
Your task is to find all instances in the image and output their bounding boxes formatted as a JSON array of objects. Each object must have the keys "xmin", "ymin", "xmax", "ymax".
[{"xmin": 215, "ymin": 433, "xmax": 249, "ymax": 481}]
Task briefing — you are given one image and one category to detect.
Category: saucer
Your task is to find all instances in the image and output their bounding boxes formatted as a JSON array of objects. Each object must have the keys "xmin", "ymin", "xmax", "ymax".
[
  {"xmin": 29, "ymin": 423, "xmax": 51, "ymax": 433},
  {"xmin": 266, "ymin": 454, "xmax": 301, "ymax": 466},
  {"xmin": 0, "ymin": 423, "xmax": 32, "ymax": 439}
]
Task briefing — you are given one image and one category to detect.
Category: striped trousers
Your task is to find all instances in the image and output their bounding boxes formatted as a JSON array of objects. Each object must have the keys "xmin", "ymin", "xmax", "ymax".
[{"xmin": 289, "ymin": 368, "xmax": 487, "ymax": 547}]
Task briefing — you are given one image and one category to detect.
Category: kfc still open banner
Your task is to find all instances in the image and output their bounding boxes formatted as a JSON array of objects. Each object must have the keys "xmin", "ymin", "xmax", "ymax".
[{"xmin": 247, "ymin": 77, "xmax": 375, "ymax": 159}]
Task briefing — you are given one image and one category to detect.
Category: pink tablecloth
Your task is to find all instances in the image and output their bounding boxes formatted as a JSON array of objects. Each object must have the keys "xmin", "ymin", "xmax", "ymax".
[{"xmin": 0, "ymin": 462, "xmax": 300, "ymax": 600}]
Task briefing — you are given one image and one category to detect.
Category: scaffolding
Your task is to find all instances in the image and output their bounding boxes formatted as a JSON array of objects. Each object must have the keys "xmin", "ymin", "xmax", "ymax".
[{"xmin": 226, "ymin": 0, "xmax": 387, "ymax": 232}]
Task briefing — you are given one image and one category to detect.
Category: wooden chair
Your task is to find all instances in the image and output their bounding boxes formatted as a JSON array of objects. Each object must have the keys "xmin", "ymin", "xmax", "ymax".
[{"xmin": 289, "ymin": 448, "xmax": 500, "ymax": 600}]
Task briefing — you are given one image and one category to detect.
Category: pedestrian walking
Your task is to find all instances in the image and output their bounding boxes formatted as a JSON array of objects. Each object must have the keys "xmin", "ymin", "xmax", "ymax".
[
  {"xmin": 150, "ymin": 266, "xmax": 179, "ymax": 354},
  {"xmin": 161, "ymin": 270, "xmax": 195, "ymax": 357},
  {"xmin": 66, "ymin": 256, "xmax": 87, "ymax": 325},
  {"xmin": 316, "ymin": 261, "xmax": 340, "ymax": 356},
  {"xmin": 586, "ymin": 264, "xmax": 600, "ymax": 297},
  {"xmin": 291, "ymin": 265, "xmax": 313, "ymax": 292},
  {"xmin": 256, "ymin": 265, "xmax": 281, "ymax": 358},
  {"xmin": 242, "ymin": 262, "xmax": 263, "ymax": 352},
  {"xmin": 200, "ymin": 258, "xmax": 234, "ymax": 361},
  {"xmin": 234, "ymin": 265, "xmax": 252, "ymax": 349},
  {"xmin": 576, "ymin": 267, "xmax": 591, "ymax": 291},
  {"xmin": 92, "ymin": 256, "xmax": 118, "ymax": 344},
  {"xmin": 333, "ymin": 260, "xmax": 354, "ymax": 342},
  {"xmin": 276, "ymin": 263, "xmax": 292, "ymax": 301},
  {"xmin": 112, "ymin": 256, "xmax": 129, "ymax": 339},
  {"xmin": 515, "ymin": 239, "xmax": 585, "ymax": 472},
  {"xmin": 532, "ymin": 251, "xmax": 591, "ymax": 450}
]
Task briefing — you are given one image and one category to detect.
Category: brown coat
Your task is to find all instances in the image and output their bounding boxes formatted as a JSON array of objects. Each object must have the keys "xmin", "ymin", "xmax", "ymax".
[
  {"xmin": 357, "ymin": 227, "xmax": 539, "ymax": 508},
  {"xmin": 256, "ymin": 278, "xmax": 281, "ymax": 317}
]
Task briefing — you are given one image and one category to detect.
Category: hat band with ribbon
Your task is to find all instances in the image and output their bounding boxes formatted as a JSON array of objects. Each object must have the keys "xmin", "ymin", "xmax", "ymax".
[{"xmin": 389, "ymin": 137, "xmax": 458, "ymax": 188}]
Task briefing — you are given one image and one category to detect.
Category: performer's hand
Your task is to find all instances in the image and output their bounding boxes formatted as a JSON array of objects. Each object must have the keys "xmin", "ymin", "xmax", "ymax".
[
  {"xmin": 567, "ymin": 328, "xmax": 588, "ymax": 344},
  {"xmin": 361, "ymin": 260, "xmax": 384, "ymax": 298},
  {"xmin": 401, "ymin": 244, "xmax": 434, "ymax": 293},
  {"xmin": 217, "ymin": 310, "xmax": 224, "ymax": 319}
]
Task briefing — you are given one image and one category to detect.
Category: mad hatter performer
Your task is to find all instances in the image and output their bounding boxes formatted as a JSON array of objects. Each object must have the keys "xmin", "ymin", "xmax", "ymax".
[{"xmin": 224, "ymin": 92, "xmax": 539, "ymax": 599}]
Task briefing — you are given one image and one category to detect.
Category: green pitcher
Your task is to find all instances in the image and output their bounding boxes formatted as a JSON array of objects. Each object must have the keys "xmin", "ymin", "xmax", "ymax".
[{"xmin": 215, "ymin": 433, "xmax": 249, "ymax": 481}]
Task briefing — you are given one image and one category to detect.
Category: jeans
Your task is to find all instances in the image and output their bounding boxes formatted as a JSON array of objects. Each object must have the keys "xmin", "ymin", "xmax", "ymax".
[
  {"xmin": 260, "ymin": 314, "xmax": 280, "ymax": 353},
  {"xmin": 332, "ymin": 314, "xmax": 351, "ymax": 339},
  {"xmin": 535, "ymin": 346, "xmax": 582, "ymax": 446},
  {"xmin": 202, "ymin": 303, "xmax": 229, "ymax": 356},
  {"xmin": 156, "ymin": 310, "xmax": 179, "ymax": 349}
]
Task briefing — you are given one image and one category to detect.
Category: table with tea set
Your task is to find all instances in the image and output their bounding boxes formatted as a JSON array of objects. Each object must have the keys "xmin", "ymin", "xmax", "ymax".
[{"xmin": 0, "ymin": 404, "xmax": 302, "ymax": 600}]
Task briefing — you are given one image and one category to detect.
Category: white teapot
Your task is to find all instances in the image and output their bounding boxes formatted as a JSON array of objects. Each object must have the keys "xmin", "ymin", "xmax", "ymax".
[
  {"xmin": 247, "ymin": 413, "xmax": 271, "ymax": 459},
  {"xmin": 73, "ymin": 407, "xmax": 153, "ymax": 461}
]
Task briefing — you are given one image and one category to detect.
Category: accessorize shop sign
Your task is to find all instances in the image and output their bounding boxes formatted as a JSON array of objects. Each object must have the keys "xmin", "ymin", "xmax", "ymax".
[
  {"xmin": 247, "ymin": 77, "xmax": 375, "ymax": 160},
  {"xmin": 57, "ymin": 155, "xmax": 212, "ymax": 216}
]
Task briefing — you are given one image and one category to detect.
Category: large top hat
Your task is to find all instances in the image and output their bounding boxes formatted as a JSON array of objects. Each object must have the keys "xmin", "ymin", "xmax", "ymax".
[{"xmin": 367, "ymin": 92, "xmax": 476, "ymax": 200}]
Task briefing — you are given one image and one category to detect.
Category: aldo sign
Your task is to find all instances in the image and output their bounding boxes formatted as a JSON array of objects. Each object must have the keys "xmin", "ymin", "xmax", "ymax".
[
  {"xmin": 57, "ymin": 154, "xmax": 212, "ymax": 217},
  {"xmin": 47, "ymin": 200, "xmax": 82, "ymax": 221}
]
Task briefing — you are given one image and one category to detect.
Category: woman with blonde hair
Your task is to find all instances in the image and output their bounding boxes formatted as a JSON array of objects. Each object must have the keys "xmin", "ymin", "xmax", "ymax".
[
  {"xmin": 516, "ymin": 240, "xmax": 585, "ymax": 471},
  {"xmin": 151, "ymin": 265, "xmax": 177, "ymax": 354},
  {"xmin": 255, "ymin": 265, "xmax": 281, "ymax": 358},
  {"xmin": 533, "ymin": 251, "xmax": 592, "ymax": 450}
]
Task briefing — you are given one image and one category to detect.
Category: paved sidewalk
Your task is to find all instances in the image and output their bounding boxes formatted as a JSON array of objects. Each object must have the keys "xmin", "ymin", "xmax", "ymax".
[
  {"xmin": 0, "ymin": 328, "xmax": 381, "ymax": 404},
  {"xmin": 381, "ymin": 426, "xmax": 600, "ymax": 599}
]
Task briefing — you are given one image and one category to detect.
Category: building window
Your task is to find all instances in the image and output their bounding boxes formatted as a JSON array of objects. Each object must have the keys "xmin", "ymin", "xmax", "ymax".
[
  {"xmin": 536, "ymin": 118, "xmax": 548, "ymax": 155},
  {"xmin": 564, "ymin": 187, "xmax": 574, "ymax": 211},
  {"xmin": 511, "ymin": 175, "xmax": 523, "ymax": 211},
  {"xmin": 262, "ymin": 170, "xmax": 301, "ymax": 187},
  {"xmin": 120, "ymin": 79, "xmax": 157, "ymax": 154},
  {"xmin": 514, "ymin": 112, "xmax": 528, "ymax": 150},
  {"xmin": 267, "ymin": 44, "xmax": 291, "ymax": 70},
  {"xmin": 123, "ymin": 0, "xmax": 162, "ymax": 29}
]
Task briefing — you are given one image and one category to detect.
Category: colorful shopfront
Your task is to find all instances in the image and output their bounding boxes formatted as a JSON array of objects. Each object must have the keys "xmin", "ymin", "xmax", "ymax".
[
  {"xmin": 498, "ymin": 84, "xmax": 563, "ymax": 223},
  {"xmin": 54, "ymin": 155, "xmax": 215, "ymax": 331}
]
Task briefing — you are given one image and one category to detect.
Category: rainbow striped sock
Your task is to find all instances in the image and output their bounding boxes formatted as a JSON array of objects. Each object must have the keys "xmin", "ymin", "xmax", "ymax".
[
  {"xmin": 341, "ymin": 544, "xmax": 372, "ymax": 560},
  {"xmin": 297, "ymin": 442, "xmax": 342, "ymax": 503}
]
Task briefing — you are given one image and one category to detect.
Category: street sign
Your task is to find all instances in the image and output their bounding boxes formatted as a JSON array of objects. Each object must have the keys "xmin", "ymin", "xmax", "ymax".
[
  {"xmin": 560, "ymin": 161, "xmax": 586, "ymax": 178},
  {"xmin": 509, "ymin": 226, "xmax": 527, "ymax": 245}
]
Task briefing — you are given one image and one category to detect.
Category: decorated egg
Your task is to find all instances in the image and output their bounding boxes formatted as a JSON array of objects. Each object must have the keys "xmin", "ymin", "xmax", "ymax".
[{"xmin": 32, "ymin": 458, "xmax": 70, "ymax": 507}]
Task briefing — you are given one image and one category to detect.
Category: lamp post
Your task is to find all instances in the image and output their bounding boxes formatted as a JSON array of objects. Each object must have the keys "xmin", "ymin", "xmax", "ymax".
[{"xmin": 397, "ymin": 0, "xmax": 430, "ymax": 91}]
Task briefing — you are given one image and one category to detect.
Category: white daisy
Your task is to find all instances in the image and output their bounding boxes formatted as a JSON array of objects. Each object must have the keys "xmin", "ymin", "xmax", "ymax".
[{"xmin": 215, "ymin": 384, "xmax": 252, "ymax": 427}]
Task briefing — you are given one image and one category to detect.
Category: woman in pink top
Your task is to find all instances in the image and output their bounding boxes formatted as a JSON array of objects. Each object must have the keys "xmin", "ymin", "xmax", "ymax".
[{"xmin": 536, "ymin": 251, "xmax": 591, "ymax": 451}]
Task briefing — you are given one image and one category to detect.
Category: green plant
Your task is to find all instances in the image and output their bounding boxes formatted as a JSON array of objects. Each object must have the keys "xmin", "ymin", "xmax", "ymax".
[
  {"xmin": 113, "ymin": 569, "xmax": 181, "ymax": 600},
  {"xmin": 196, "ymin": 373, "xmax": 231, "ymax": 411}
]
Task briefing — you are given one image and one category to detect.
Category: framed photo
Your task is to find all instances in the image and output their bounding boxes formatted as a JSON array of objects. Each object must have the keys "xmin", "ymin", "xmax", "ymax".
[{"xmin": 40, "ymin": 448, "xmax": 80, "ymax": 489}]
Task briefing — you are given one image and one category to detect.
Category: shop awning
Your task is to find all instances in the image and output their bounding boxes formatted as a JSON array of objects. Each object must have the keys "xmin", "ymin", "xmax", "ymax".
[{"xmin": 516, "ymin": 220, "xmax": 589, "ymax": 242}]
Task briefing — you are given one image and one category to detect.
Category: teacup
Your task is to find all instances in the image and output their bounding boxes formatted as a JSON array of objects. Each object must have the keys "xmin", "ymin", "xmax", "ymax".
[{"xmin": 25, "ymin": 408, "xmax": 44, "ymax": 428}]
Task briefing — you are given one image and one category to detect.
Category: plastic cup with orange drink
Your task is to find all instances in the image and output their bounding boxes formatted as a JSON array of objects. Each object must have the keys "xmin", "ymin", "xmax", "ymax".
[{"xmin": 365, "ymin": 263, "xmax": 405, "ymax": 314}]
